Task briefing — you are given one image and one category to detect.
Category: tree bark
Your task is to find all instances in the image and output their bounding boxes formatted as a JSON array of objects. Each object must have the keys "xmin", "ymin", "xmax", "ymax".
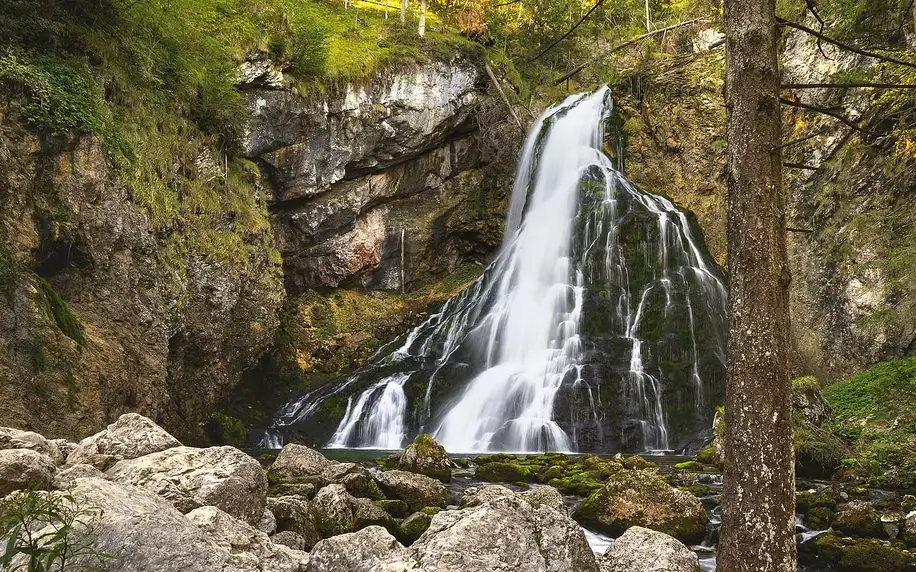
[
  {"xmin": 418, "ymin": 0, "xmax": 427, "ymax": 36},
  {"xmin": 720, "ymin": 0, "xmax": 796, "ymax": 570}
]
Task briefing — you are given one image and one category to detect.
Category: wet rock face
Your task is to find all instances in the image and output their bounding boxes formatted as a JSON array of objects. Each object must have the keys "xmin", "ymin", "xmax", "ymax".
[{"xmin": 243, "ymin": 61, "xmax": 512, "ymax": 293}]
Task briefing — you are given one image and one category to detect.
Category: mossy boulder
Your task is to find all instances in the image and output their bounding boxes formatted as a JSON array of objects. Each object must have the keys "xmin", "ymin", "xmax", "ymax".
[
  {"xmin": 373, "ymin": 499, "xmax": 411, "ymax": 519},
  {"xmin": 398, "ymin": 434, "xmax": 451, "ymax": 483},
  {"xmin": 696, "ymin": 446, "xmax": 716, "ymax": 465},
  {"xmin": 476, "ymin": 461, "xmax": 533, "ymax": 483},
  {"xmin": 792, "ymin": 376, "xmax": 833, "ymax": 427},
  {"xmin": 796, "ymin": 488, "xmax": 839, "ymax": 513},
  {"xmin": 834, "ymin": 502, "xmax": 887, "ymax": 539},
  {"xmin": 473, "ymin": 452, "xmax": 623, "ymax": 496},
  {"xmin": 398, "ymin": 511, "xmax": 432, "ymax": 544},
  {"xmin": 804, "ymin": 534, "xmax": 913, "ymax": 572},
  {"xmin": 674, "ymin": 461, "xmax": 705, "ymax": 472},
  {"xmin": 794, "ymin": 424, "xmax": 848, "ymax": 479},
  {"xmin": 807, "ymin": 506, "xmax": 836, "ymax": 530},
  {"xmin": 572, "ymin": 469, "xmax": 707, "ymax": 543}
]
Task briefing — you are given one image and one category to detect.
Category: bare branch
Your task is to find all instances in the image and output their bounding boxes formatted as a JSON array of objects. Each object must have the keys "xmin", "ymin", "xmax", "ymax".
[
  {"xmin": 551, "ymin": 17, "xmax": 710, "ymax": 85},
  {"xmin": 783, "ymin": 162, "xmax": 820, "ymax": 171},
  {"xmin": 770, "ymin": 128, "xmax": 831, "ymax": 152},
  {"xmin": 485, "ymin": 63, "xmax": 525, "ymax": 134},
  {"xmin": 783, "ymin": 82, "xmax": 916, "ymax": 89},
  {"xmin": 529, "ymin": 0, "xmax": 605, "ymax": 62},
  {"xmin": 777, "ymin": 17, "xmax": 916, "ymax": 71},
  {"xmin": 779, "ymin": 97, "xmax": 870, "ymax": 133}
]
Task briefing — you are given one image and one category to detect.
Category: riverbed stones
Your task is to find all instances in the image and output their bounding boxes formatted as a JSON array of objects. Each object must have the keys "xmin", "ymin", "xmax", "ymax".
[
  {"xmin": 305, "ymin": 525, "xmax": 418, "ymax": 572},
  {"xmin": 0, "ymin": 449, "xmax": 55, "ymax": 495},
  {"xmin": 573, "ymin": 469, "xmax": 707, "ymax": 543},
  {"xmin": 106, "ymin": 445, "xmax": 267, "ymax": 525},
  {"xmin": 312, "ymin": 483, "xmax": 357, "ymax": 537},
  {"xmin": 412, "ymin": 484, "xmax": 598, "ymax": 572},
  {"xmin": 186, "ymin": 505, "xmax": 309, "ymax": 572},
  {"xmin": 269, "ymin": 495, "xmax": 321, "ymax": 549},
  {"xmin": 0, "ymin": 427, "xmax": 64, "ymax": 465},
  {"xmin": 67, "ymin": 413, "xmax": 181, "ymax": 469},
  {"xmin": 598, "ymin": 526, "xmax": 700, "ymax": 572},
  {"xmin": 834, "ymin": 501, "xmax": 886, "ymax": 538},
  {"xmin": 374, "ymin": 470, "xmax": 448, "ymax": 512},
  {"xmin": 398, "ymin": 434, "xmax": 451, "ymax": 483}
]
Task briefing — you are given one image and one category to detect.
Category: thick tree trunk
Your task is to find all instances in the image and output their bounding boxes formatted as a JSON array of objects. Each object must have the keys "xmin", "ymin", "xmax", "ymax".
[
  {"xmin": 719, "ymin": 0, "xmax": 796, "ymax": 571},
  {"xmin": 418, "ymin": 0, "xmax": 427, "ymax": 36}
]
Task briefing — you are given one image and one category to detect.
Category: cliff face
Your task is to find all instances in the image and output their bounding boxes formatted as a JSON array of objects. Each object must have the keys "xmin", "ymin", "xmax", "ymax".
[
  {"xmin": 0, "ymin": 108, "xmax": 284, "ymax": 441},
  {"xmin": 617, "ymin": 24, "xmax": 916, "ymax": 382}
]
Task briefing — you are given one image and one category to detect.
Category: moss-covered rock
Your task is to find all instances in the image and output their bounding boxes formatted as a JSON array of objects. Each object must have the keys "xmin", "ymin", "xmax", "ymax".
[
  {"xmin": 572, "ymin": 469, "xmax": 707, "ymax": 543},
  {"xmin": 696, "ymin": 446, "xmax": 716, "ymax": 466},
  {"xmin": 796, "ymin": 488, "xmax": 839, "ymax": 513},
  {"xmin": 476, "ymin": 461, "xmax": 532, "ymax": 483},
  {"xmin": 203, "ymin": 412, "xmax": 247, "ymax": 448},
  {"xmin": 399, "ymin": 434, "xmax": 451, "ymax": 483},
  {"xmin": 834, "ymin": 502, "xmax": 887, "ymax": 539},
  {"xmin": 674, "ymin": 461, "xmax": 705, "ymax": 472},
  {"xmin": 398, "ymin": 511, "xmax": 432, "ymax": 545},
  {"xmin": 807, "ymin": 506, "xmax": 836, "ymax": 530},
  {"xmin": 805, "ymin": 534, "xmax": 913, "ymax": 572},
  {"xmin": 373, "ymin": 499, "xmax": 411, "ymax": 519}
]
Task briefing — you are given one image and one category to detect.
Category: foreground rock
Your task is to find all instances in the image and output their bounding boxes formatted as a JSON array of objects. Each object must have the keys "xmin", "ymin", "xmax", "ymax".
[
  {"xmin": 412, "ymin": 485, "xmax": 598, "ymax": 572},
  {"xmin": 398, "ymin": 434, "xmax": 451, "ymax": 483},
  {"xmin": 186, "ymin": 505, "xmax": 309, "ymax": 572},
  {"xmin": 0, "ymin": 427, "xmax": 65, "ymax": 465},
  {"xmin": 573, "ymin": 469, "xmax": 707, "ymax": 543},
  {"xmin": 0, "ymin": 449, "xmax": 56, "ymax": 496},
  {"xmin": 268, "ymin": 444, "xmax": 380, "ymax": 498},
  {"xmin": 67, "ymin": 413, "xmax": 181, "ymax": 469},
  {"xmin": 268, "ymin": 496, "xmax": 321, "ymax": 549},
  {"xmin": 312, "ymin": 483, "xmax": 357, "ymax": 537},
  {"xmin": 598, "ymin": 526, "xmax": 699, "ymax": 572},
  {"xmin": 305, "ymin": 526, "xmax": 418, "ymax": 572},
  {"xmin": 375, "ymin": 470, "xmax": 448, "ymax": 512},
  {"xmin": 106, "ymin": 445, "xmax": 267, "ymax": 525},
  {"xmin": 268, "ymin": 444, "xmax": 334, "ymax": 483}
]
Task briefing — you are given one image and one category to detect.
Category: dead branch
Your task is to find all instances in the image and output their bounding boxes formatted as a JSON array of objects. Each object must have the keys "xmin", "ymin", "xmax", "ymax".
[
  {"xmin": 770, "ymin": 128, "xmax": 830, "ymax": 152},
  {"xmin": 783, "ymin": 82, "xmax": 916, "ymax": 89},
  {"xmin": 529, "ymin": 0, "xmax": 605, "ymax": 62},
  {"xmin": 485, "ymin": 63, "xmax": 525, "ymax": 134},
  {"xmin": 783, "ymin": 162, "xmax": 820, "ymax": 171},
  {"xmin": 779, "ymin": 97, "xmax": 870, "ymax": 133},
  {"xmin": 777, "ymin": 17, "xmax": 916, "ymax": 71}
]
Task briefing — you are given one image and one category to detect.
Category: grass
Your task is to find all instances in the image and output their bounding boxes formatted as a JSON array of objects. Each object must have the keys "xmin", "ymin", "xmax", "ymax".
[
  {"xmin": 823, "ymin": 357, "xmax": 916, "ymax": 490},
  {"xmin": 36, "ymin": 278, "xmax": 86, "ymax": 348}
]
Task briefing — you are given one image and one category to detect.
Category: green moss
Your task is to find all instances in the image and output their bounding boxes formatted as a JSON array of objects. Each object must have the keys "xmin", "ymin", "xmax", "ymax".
[
  {"xmin": 812, "ymin": 534, "xmax": 911, "ymax": 572},
  {"xmin": 793, "ymin": 375, "xmax": 822, "ymax": 393},
  {"xmin": 806, "ymin": 506, "xmax": 835, "ymax": 530},
  {"xmin": 796, "ymin": 489, "xmax": 838, "ymax": 513},
  {"xmin": 203, "ymin": 412, "xmax": 247, "ymax": 447},
  {"xmin": 674, "ymin": 461, "xmax": 705, "ymax": 472},
  {"xmin": 696, "ymin": 446, "xmax": 716, "ymax": 465},
  {"xmin": 36, "ymin": 278, "xmax": 85, "ymax": 347},
  {"xmin": 476, "ymin": 461, "xmax": 533, "ymax": 483},
  {"xmin": 794, "ymin": 425, "xmax": 849, "ymax": 479}
]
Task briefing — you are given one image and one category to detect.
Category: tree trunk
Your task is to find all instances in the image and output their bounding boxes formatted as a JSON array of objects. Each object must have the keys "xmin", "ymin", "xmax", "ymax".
[
  {"xmin": 418, "ymin": 0, "xmax": 427, "ymax": 36},
  {"xmin": 401, "ymin": 0, "xmax": 408, "ymax": 23},
  {"xmin": 719, "ymin": 0, "xmax": 796, "ymax": 570}
]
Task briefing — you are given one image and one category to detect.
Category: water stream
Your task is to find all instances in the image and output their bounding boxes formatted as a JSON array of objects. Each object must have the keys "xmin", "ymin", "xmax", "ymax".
[{"xmin": 260, "ymin": 87, "xmax": 727, "ymax": 454}]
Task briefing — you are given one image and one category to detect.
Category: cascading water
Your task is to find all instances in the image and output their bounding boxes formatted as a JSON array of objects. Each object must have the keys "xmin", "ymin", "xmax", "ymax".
[{"xmin": 259, "ymin": 87, "xmax": 727, "ymax": 454}]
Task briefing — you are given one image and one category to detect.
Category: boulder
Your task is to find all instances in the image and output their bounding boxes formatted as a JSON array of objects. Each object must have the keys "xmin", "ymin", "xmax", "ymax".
[
  {"xmin": 51, "ymin": 439, "xmax": 78, "ymax": 460},
  {"xmin": 354, "ymin": 497, "xmax": 399, "ymax": 536},
  {"xmin": 305, "ymin": 526, "xmax": 418, "ymax": 572},
  {"xmin": 834, "ymin": 501, "xmax": 886, "ymax": 538},
  {"xmin": 258, "ymin": 508, "xmax": 277, "ymax": 535},
  {"xmin": 268, "ymin": 444, "xmax": 333, "ymax": 483},
  {"xmin": 270, "ymin": 482, "xmax": 317, "ymax": 499},
  {"xmin": 186, "ymin": 505, "xmax": 309, "ymax": 572},
  {"xmin": 323, "ymin": 461, "xmax": 381, "ymax": 499},
  {"xmin": 0, "ymin": 449, "xmax": 55, "ymax": 496},
  {"xmin": 375, "ymin": 470, "xmax": 448, "ymax": 512},
  {"xmin": 398, "ymin": 511, "xmax": 432, "ymax": 545},
  {"xmin": 521, "ymin": 485, "xmax": 567, "ymax": 513},
  {"xmin": 573, "ymin": 469, "xmax": 707, "ymax": 543},
  {"xmin": 65, "ymin": 477, "xmax": 245, "ymax": 571},
  {"xmin": 68, "ymin": 413, "xmax": 181, "ymax": 469},
  {"xmin": 792, "ymin": 377, "xmax": 833, "ymax": 427},
  {"xmin": 0, "ymin": 427, "xmax": 64, "ymax": 465},
  {"xmin": 311, "ymin": 483, "xmax": 357, "ymax": 537},
  {"xmin": 398, "ymin": 434, "xmax": 451, "ymax": 483},
  {"xmin": 53, "ymin": 463, "xmax": 102, "ymax": 489},
  {"xmin": 272, "ymin": 531, "xmax": 307, "ymax": 551},
  {"xmin": 903, "ymin": 511, "xmax": 916, "ymax": 547},
  {"xmin": 269, "ymin": 495, "xmax": 321, "ymax": 549},
  {"xmin": 375, "ymin": 498, "xmax": 411, "ymax": 518},
  {"xmin": 598, "ymin": 526, "xmax": 699, "ymax": 572},
  {"xmin": 412, "ymin": 484, "xmax": 598, "ymax": 572},
  {"xmin": 106, "ymin": 445, "xmax": 267, "ymax": 525}
]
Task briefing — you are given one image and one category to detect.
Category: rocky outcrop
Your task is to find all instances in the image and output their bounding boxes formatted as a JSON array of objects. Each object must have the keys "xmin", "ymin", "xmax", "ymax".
[
  {"xmin": 374, "ymin": 470, "xmax": 449, "ymax": 512},
  {"xmin": 67, "ymin": 413, "xmax": 181, "ymax": 469},
  {"xmin": 573, "ymin": 469, "xmax": 707, "ymax": 543},
  {"xmin": 792, "ymin": 377, "xmax": 833, "ymax": 427},
  {"xmin": 0, "ymin": 106, "xmax": 284, "ymax": 443},
  {"xmin": 598, "ymin": 526, "xmax": 700, "ymax": 572},
  {"xmin": 268, "ymin": 443, "xmax": 334, "ymax": 482},
  {"xmin": 305, "ymin": 526, "xmax": 418, "ymax": 572},
  {"xmin": 106, "ymin": 445, "xmax": 267, "ymax": 525},
  {"xmin": 0, "ymin": 449, "xmax": 55, "ymax": 496},
  {"xmin": 312, "ymin": 483, "xmax": 358, "ymax": 537},
  {"xmin": 0, "ymin": 427, "xmax": 64, "ymax": 465},
  {"xmin": 398, "ymin": 434, "xmax": 451, "ymax": 483},
  {"xmin": 242, "ymin": 60, "xmax": 513, "ymax": 293}
]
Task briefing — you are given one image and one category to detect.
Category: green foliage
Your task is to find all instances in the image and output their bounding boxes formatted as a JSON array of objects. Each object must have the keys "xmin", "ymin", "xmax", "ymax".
[
  {"xmin": 203, "ymin": 412, "xmax": 248, "ymax": 447},
  {"xmin": 36, "ymin": 278, "xmax": 85, "ymax": 348},
  {"xmin": 0, "ymin": 51, "xmax": 104, "ymax": 136},
  {"xmin": 792, "ymin": 375, "xmax": 821, "ymax": 393},
  {"xmin": 0, "ymin": 490, "xmax": 113, "ymax": 572}
]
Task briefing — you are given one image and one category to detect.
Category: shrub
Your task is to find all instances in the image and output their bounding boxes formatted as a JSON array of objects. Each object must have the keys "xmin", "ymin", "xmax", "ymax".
[{"xmin": 0, "ymin": 490, "xmax": 113, "ymax": 571}]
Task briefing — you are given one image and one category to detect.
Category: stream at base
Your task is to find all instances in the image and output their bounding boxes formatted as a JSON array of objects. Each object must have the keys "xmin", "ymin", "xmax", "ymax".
[{"xmin": 315, "ymin": 449, "xmax": 830, "ymax": 572}]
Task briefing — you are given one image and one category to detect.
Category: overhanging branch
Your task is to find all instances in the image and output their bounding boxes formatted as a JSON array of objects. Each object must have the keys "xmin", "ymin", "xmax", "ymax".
[
  {"xmin": 779, "ymin": 97, "xmax": 870, "ymax": 133},
  {"xmin": 777, "ymin": 17, "xmax": 916, "ymax": 71},
  {"xmin": 529, "ymin": 0, "xmax": 605, "ymax": 62}
]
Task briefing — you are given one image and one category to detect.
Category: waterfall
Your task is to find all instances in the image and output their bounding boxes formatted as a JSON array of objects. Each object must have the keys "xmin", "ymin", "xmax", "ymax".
[{"xmin": 260, "ymin": 87, "xmax": 727, "ymax": 454}]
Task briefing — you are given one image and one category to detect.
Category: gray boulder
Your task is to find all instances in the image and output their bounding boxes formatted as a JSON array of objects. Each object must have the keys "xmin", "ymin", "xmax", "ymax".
[
  {"xmin": 305, "ymin": 526, "xmax": 419, "ymax": 572},
  {"xmin": 312, "ymin": 483, "xmax": 357, "ymax": 537},
  {"xmin": 354, "ymin": 497, "xmax": 399, "ymax": 536},
  {"xmin": 106, "ymin": 445, "xmax": 266, "ymax": 525},
  {"xmin": 375, "ymin": 470, "xmax": 448, "ymax": 512},
  {"xmin": 598, "ymin": 526, "xmax": 699, "ymax": 572},
  {"xmin": 272, "ymin": 530, "xmax": 307, "ymax": 550},
  {"xmin": 0, "ymin": 449, "xmax": 55, "ymax": 496},
  {"xmin": 68, "ymin": 413, "xmax": 181, "ymax": 469},
  {"xmin": 398, "ymin": 434, "xmax": 451, "ymax": 483},
  {"xmin": 0, "ymin": 427, "xmax": 64, "ymax": 465},
  {"xmin": 269, "ymin": 495, "xmax": 321, "ymax": 549},
  {"xmin": 398, "ymin": 511, "xmax": 432, "ymax": 545},
  {"xmin": 573, "ymin": 469, "xmax": 708, "ymax": 544},
  {"xmin": 268, "ymin": 444, "xmax": 333, "ymax": 483},
  {"xmin": 412, "ymin": 484, "xmax": 598, "ymax": 572},
  {"xmin": 53, "ymin": 463, "xmax": 102, "ymax": 489},
  {"xmin": 186, "ymin": 505, "xmax": 309, "ymax": 572},
  {"xmin": 258, "ymin": 507, "xmax": 277, "ymax": 535},
  {"xmin": 792, "ymin": 377, "xmax": 833, "ymax": 427}
]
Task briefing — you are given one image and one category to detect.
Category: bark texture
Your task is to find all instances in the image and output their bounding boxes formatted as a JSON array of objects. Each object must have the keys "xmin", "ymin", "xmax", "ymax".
[{"xmin": 720, "ymin": 0, "xmax": 796, "ymax": 571}]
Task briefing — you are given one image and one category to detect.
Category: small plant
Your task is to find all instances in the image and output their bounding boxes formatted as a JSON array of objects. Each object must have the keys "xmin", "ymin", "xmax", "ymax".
[{"xmin": 0, "ymin": 490, "xmax": 112, "ymax": 572}]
